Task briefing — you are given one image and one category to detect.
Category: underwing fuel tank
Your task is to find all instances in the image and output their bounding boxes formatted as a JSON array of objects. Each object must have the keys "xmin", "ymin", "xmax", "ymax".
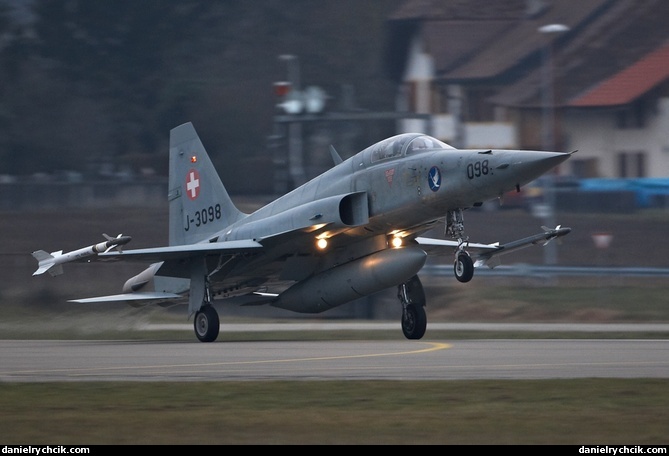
[{"xmin": 272, "ymin": 246, "xmax": 427, "ymax": 313}]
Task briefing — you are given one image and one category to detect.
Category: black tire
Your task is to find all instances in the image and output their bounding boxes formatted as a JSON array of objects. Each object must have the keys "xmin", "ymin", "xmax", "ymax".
[
  {"xmin": 194, "ymin": 305, "xmax": 220, "ymax": 342},
  {"xmin": 402, "ymin": 304, "xmax": 427, "ymax": 340},
  {"xmin": 454, "ymin": 252, "xmax": 474, "ymax": 283}
]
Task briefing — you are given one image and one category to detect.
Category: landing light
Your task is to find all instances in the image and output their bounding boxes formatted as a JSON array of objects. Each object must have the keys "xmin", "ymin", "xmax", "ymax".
[
  {"xmin": 316, "ymin": 238, "xmax": 328, "ymax": 250},
  {"xmin": 391, "ymin": 236, "xmax": 403, "ymax": 248}
]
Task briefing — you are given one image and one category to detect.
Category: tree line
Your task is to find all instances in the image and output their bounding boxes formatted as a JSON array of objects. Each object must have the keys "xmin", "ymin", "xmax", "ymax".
[{"xmin": 0, "ymin": 0, "xmax": 402, "ymax": 191}]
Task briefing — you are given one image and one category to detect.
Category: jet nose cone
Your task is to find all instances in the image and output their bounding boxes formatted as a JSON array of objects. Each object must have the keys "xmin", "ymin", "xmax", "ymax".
[
  {"xmin": 511, "ymin": 150, "xmax": 572, "ymax": 183},
  {"xmin": 542, "ymin": 151, "xmax": 572, "ymax": 167},
  {"xmin": 522, "ymin": 150, "xmax": 571, "ymax": 166}
]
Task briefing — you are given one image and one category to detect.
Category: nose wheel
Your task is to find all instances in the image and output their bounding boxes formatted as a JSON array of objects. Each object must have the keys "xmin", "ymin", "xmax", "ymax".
[
  {"xmin": 447, "ymin": 208, "xmax": 475, "ymax": 283},
  {"xmin": 454, "ymin": 252, "xmax": 474, "ymax": 283}
]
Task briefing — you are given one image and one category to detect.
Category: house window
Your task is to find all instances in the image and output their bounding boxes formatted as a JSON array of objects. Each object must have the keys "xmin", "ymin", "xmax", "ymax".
[
  {"xmin": 571, "ymin": 158, "xmax": 598, "ymax": 178},
  {"xmin": 405, "ymin": 82, "xmax": 417, "ymax": 112},
  {"xmin": 617, "ymin": 151, "xmax": 646, "ymax": 177},
  {"xmin": 615, "ymin": 100, "xmax": 646, "ymax": 129},
  {"xmin": 433, "ymin": 84, "xmax": 449, "ymax": 114},
  {"xmin": 465, "ymin": 88, "xmax": 496, "ymax": 122}
]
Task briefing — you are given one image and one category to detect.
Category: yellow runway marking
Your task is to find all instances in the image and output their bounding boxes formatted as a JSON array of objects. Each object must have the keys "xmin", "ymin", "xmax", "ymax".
[{"xmin": 2, "ymin": 341, "xmax": 451, "ymax": 377}]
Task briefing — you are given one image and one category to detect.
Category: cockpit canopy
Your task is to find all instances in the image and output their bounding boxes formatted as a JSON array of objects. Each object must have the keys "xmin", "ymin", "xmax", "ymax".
[{"xmin": 366, "ymin": 133, "xmax": 455, "ymax": 163}]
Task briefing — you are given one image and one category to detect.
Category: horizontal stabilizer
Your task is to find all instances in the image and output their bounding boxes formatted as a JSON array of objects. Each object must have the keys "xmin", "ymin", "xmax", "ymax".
[{"xmin": 69, "ymin": 292, "xmax": 183, "ymax": 304}]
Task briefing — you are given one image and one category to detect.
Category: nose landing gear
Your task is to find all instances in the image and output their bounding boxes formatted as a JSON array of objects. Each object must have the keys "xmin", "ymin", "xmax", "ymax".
[
  {"xmin": 447, "ymin": 208, "xmax": 474, "ymax": 283},
  {"xmin": 454, "ymin": 251, "xmax": 474, "ymax": 283}
]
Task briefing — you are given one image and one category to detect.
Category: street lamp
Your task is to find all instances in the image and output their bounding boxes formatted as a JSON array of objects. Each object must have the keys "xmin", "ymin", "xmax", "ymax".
[
  {"xmin": 538, "ymin": 23, "xmax": 569, "ymax": 265},
  {"xmin": 278, "ymin": 54, "xmax": 301, "ymax": 92},
  {"xmin": 538, "ymin": 24, "xmax": 569, "ymax": 152},
  {"xmin": 277, "ymin": 54, "xmax": 306, "ymax": 187}
]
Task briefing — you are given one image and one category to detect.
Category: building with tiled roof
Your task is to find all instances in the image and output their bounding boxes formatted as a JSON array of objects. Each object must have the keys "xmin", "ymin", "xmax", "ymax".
[
  {"xmin": 569, "ymin": 43, "xmax": 669, "ymax": 108},
  {"xmin": 386, "ymin": 0, "xmax": 669, "ymax": 178}
]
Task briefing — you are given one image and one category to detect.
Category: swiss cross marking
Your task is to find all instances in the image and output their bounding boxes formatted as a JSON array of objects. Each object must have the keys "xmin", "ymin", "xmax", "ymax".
[{"xmin": 186, "ymin": 169, "xmax": 200, "ymax": 200}]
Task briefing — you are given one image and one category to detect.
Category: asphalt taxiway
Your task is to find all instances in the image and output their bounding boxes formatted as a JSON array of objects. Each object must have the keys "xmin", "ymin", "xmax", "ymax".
[{"xmin": 1, "ymin": 334, "xmax": 667, "ymax": 382}]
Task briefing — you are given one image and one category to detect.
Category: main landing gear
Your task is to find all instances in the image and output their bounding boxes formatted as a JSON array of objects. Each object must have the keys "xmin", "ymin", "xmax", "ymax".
[
  {"xmin": 446, "ymin": 209, "xmax": 474, "ymax": 283},
  {"xmin": 398, "ymin": 275, "xmax": 427, "ymax": 340},
  {"xmin": 194, "ymin": 305, "xmax": 219, "ymax": 342},
  {"xmin": 193, "ymin": 278, "xmax": 220, "ymax": 342}
]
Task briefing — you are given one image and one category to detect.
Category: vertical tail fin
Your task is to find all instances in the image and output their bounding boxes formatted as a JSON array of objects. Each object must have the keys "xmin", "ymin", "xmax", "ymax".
[{"xmin": 168, "ymin": 122, "xmax": 246, "ymax": 246}]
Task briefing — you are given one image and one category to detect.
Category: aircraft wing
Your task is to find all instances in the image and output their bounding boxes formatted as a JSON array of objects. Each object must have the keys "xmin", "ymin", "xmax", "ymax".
[
  {"xmin": 416, "ymin": 225, "xmax": 571, "ymax": 268},
  {"xmin": 77, "ymin": 231, "xmax": 320, "ymax": 308},
  {"xmin": 64, "ymin": 239, "xmax": 265, "ymax": 306},
  {"xmin": 97, "ymin": 239, "xmax": 264, "ymax": 262}
]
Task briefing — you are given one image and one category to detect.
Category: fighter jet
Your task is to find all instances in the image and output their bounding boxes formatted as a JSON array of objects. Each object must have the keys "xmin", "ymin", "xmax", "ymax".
[{"xmin": 32, "ymin": 122, "xmax": 572, "ymax": 342}]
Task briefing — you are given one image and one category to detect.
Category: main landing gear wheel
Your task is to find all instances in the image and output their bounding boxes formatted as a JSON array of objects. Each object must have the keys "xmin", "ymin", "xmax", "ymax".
[
  {"xmin": 399, "ymin": 275, "xmax": 427, "ymax": 340},
  {"xmin": 402, "ymin": 304, "xmax": 427, "ymax": 340},
  {"xmin": 194, "ymin": 305, "xmax": 220, "ymax": 342},
  {"xmin": 454, "ymin": 252, "xmax": 474, "ymax": 283}
]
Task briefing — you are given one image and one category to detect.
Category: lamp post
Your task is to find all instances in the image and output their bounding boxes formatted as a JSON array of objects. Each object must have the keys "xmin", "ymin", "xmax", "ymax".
[
  {"xmin": 277, "ymin": 54, "xmax": 306, "ymax": 187},
  {"xmin": 278, "ymin": 54, "xmax": 301, "ymax": 92},
  {"xmin": 538, "ymin": 23, "xmax": 569, "ymax": 265}
]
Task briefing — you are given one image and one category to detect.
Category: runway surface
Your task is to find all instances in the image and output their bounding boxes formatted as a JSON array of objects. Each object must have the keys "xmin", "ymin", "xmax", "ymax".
[{"xmin": 1, "ymin": 337, "xmax": 668, "ymax": 382}]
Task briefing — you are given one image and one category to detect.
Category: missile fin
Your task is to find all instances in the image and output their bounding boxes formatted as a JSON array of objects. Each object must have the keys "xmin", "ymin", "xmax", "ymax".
[{"xmin": 32, "ymin": 250, "xmax": 55, "ymax": 276}]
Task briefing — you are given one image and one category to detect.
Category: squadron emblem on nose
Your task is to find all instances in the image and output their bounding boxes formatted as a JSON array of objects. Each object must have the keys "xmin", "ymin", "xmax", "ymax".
[{"xmin": 428, "ymin": 166, "xmax": 441, "ymax": 192}]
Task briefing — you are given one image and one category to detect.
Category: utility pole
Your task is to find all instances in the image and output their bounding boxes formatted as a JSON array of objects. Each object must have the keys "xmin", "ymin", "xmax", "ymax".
[{"xmin": 538, "ymin": 23, "xmax": 569, "ymax": 265}]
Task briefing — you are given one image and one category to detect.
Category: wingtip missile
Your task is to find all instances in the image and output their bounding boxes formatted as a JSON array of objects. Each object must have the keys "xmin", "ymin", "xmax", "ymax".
[
  {"xmin": 32, "ymin": 234, "xmax": 132, "ymax": 276},
  {"xmin": 540, "ymin": 225, "xmax": 571, "ymax": 245},
  {"xmin": 101, "ymin": 233, "xmax": 132, "ymax": 252}
]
